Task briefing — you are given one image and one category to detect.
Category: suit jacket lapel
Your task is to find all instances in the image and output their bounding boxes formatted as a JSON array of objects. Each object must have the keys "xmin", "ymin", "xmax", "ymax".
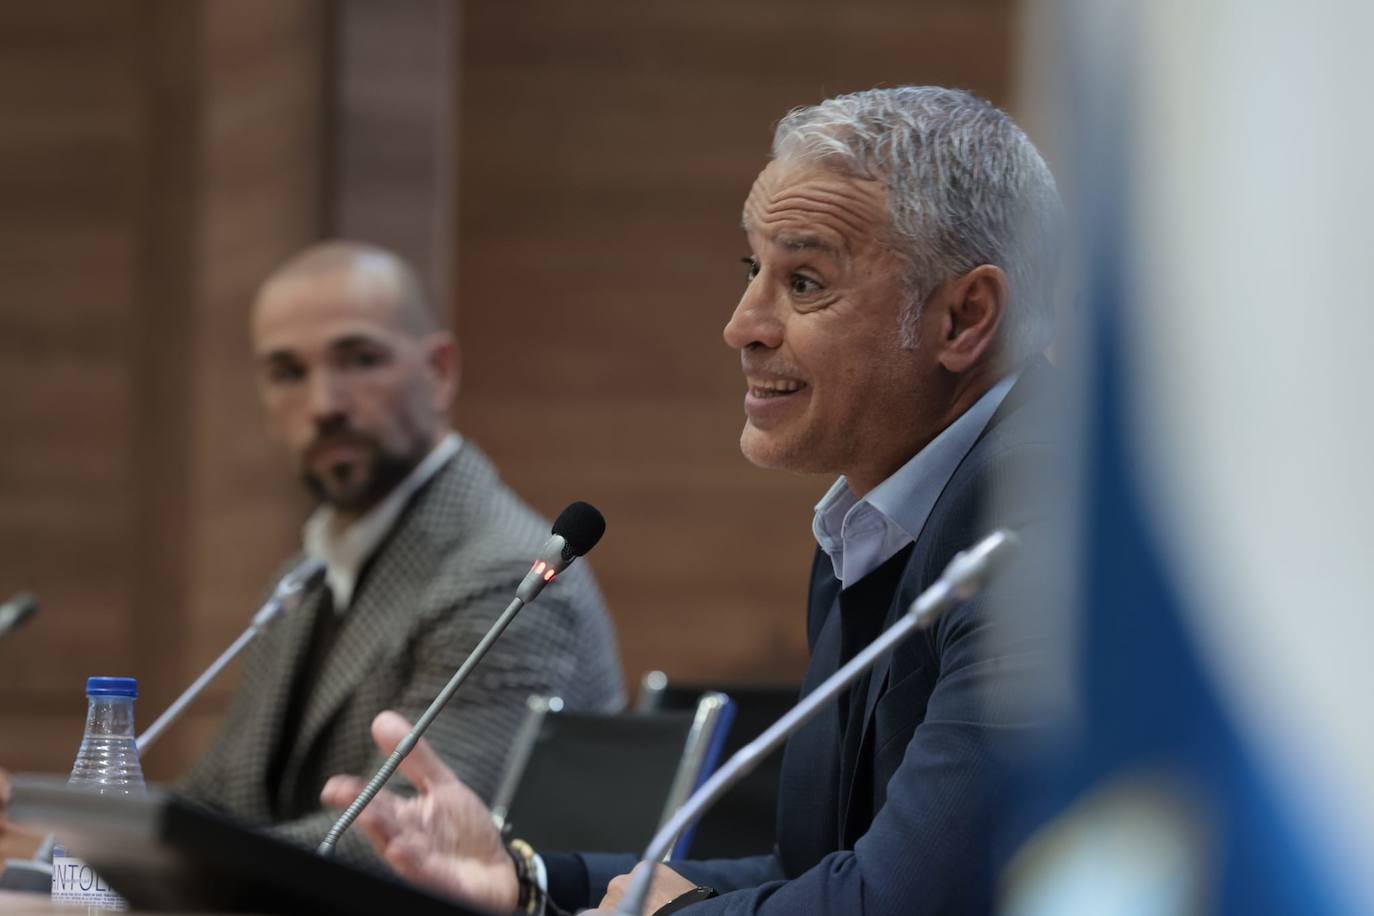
[
  {"xmin": 836, "ymin": 546, "xmax": 913, "ymax": 843},
  {"xmin": 851, "ymin": 548, "xmax": 923, "ymax": 775},
  {"xmin": 281, "ymin": 527, "xmax": 433, "ymax": 803},
  {"xmin": 251, "ymin": 582, "xmax": 328, "ymax": 816},
  {"xmin": 778, "ymin": 559, "xmax": 847, "ymax": 875},
  {"xmin": 838, "ymin": 364, "xmax": 1050, "ymax": 836},
  {"xmin": 274, "ymin": 450, "xmax": 472, "ymax": 806}
]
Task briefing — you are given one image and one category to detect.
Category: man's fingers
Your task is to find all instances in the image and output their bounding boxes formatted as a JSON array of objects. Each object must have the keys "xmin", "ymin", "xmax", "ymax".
[
  {"xmin": 320, "ymin": 775, "xmax": 366, "ymax": 812},
  {"xmin": 369, "ymin": 710, "xmax": 413, "ymax": 756},
  {"xmin": 355, "ymin": 790, "xmax": 407, "ymax": 838},
  {"xmin": 370, "ymin": 710, "xmax": 458, "ymax": 791},
  {"xmin": 320, "ymin": 775, "xmax": 406, "ymax": 853},
  {"xmin": 319, "ymin": 775, "xmax": 408, "ymax": 857}
]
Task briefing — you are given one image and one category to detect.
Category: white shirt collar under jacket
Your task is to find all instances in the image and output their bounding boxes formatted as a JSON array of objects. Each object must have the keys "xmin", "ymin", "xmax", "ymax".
[
  {"xmin": 302, "ymin": 432, "xmax": 463, "ymax": 612},
  {"xmin": 812, "ymin": 374, "xmax": 1017, "ymax": 589}
]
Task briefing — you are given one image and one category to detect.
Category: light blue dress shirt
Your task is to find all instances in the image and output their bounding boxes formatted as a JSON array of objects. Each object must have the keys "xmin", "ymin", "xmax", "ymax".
[{"xmin": 812, "ymin": 374, "xmax": 1018, "ymax": 589}]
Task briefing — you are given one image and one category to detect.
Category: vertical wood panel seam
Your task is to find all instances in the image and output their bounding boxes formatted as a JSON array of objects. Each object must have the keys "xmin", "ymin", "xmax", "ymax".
[
  {"xmin": 432, "ymin": 0, "xmax": 459, "ymax": 324},
  {"xmin": 318, "ymin": 0, "xmax": 343, "ymax": 238},
  {"xmin": 129, "ymin": 0, "xmax": 204, "ymax": 776}
]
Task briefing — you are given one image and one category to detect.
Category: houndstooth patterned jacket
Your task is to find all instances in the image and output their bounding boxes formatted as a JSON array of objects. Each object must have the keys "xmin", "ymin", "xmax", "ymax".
[{"xmin": 179, "ymin": 442, "xmax": 625, "ymax": 861}]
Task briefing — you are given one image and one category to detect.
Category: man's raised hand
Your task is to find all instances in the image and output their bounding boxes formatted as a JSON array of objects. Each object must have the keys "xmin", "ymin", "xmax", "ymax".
[{"xmin": 320, "ymin": 711, "xmax": 518, "ymax": 912}]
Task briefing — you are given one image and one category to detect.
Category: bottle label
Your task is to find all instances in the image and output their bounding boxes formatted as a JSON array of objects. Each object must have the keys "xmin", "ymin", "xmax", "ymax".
[{"xmin": 51, "ymin": 851, "xmax": 128, "ymax": 911}]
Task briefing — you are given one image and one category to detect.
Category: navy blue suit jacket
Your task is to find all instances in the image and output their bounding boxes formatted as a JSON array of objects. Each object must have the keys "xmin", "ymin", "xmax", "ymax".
[{"xmin": 547, "ymin": 363, "xmax": 1062, "ymax": 914}]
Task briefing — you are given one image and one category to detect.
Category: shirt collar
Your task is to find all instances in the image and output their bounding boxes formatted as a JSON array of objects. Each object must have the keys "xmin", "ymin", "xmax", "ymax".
[
  {"xmin": 302, "ymin": 432, "xmax": 462, "ymax": 612},
  {"xmin": 812, "ymin": 373, "xmax": 1018, "ymax": 588}
]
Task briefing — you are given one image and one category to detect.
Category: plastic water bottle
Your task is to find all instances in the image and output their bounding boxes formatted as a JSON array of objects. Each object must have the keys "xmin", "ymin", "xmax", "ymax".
[
  {"xmin": 51, "ymin": 676, "xmax": 144, "ymax": 911},
  {"xmin": 67, "ymin": 677, "xmax": 145, "ymax": 795}
]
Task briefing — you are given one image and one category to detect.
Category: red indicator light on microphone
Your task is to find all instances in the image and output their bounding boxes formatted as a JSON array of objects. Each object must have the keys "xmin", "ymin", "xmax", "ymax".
[
  {"xmin": 542, "ymin": 568, "xmax": 556, "ymax": 582},
  {"xmin": 533, "ymin": 561, "xmax": 546, "ymax": 574}
]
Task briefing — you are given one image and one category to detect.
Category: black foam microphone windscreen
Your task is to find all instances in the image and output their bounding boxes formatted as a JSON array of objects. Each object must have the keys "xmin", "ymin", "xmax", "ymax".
[{"xmin": 552, "ymin": 501, "xmax": 606, "ymax": 559}]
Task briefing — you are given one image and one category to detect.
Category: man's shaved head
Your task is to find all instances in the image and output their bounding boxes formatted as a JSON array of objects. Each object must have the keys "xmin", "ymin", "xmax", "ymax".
[{"xmin": 256, "ymin": 240, "xmax": 439, "ymax": 337}]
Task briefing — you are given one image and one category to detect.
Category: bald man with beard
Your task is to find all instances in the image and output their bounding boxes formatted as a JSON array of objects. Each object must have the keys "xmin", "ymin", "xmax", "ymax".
[{"xmin": 178, "ymin": 242, "xmax": 625, "ymax": 863}]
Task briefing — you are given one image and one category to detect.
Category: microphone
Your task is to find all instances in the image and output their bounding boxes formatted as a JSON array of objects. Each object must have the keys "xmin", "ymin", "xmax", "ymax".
[
  {"xmin": 318, "ymin": 501, "xmax": 606, "ymax": 856},
  {"xmin": 136, "ymin": 556, "xmax": 325, "ymax": 754},
  {"xmin": 516, "ymin": 501, "xmax": 606, "ymax": 602},
  {"xmin": 614, "ymin": 529, "xmax": 1020, "ymax": 915},
  {"xmin": 0, "ymin": 592, "xmax": 39, "ymax": 641}
]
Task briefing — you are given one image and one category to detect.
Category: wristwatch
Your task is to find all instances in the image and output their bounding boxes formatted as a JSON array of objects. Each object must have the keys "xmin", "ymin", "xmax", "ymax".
[{"xmin": 652, "ymin": 884, "xmax": 717, "ymax": 914}]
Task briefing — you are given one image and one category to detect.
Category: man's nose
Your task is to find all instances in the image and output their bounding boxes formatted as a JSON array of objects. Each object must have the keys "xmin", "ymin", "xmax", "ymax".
[
  {"xmin": 306, "ymin": 369, "xmax": 350, "ymax": 421},
  {"xmin": 723, "ymin": 280, "xmax": 783, "ymax": 352}
]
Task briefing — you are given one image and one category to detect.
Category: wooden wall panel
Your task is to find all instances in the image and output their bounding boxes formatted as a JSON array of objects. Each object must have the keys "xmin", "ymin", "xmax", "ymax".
[
  {"xmin": 170, "ymin": 0, "xmax": 327, "ymax": 781},
  {"xmin": 331, "ymin": 0, "xmax": 457, "ymax": 308},
  {"xmin": 0, "ymin": 0, "xmax": 326, "ymax": 780},
  {"xmin": 0, "ymin": 1, "xmax": 149, "ymax": 769},
  {"xmin": 453, "ymin": 0, "xmax": 1016, "ymax": 687}
]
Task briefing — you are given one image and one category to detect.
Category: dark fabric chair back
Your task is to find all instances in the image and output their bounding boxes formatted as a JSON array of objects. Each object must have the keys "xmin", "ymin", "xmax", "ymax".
[{"xmin": 491, "ymin": 693, "xmax": 731, "ymax": 856}]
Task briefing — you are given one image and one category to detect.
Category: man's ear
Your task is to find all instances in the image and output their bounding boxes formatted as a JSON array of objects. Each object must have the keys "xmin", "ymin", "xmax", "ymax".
[
  {"xmin": 426, "ymin": 332, "xmax": 460, "ymax": 411},
  {"xmin": 934, "ymin": 265, "xmax": 1007, "ymax": 373}
]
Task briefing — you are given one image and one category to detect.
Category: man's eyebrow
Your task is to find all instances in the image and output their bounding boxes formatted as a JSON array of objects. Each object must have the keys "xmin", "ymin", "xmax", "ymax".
[
  {"xmin": 257, "ymin": 348, "xmax": 297, "ymax": 366},
  {"xmin": 329, "ymin": 334, "xmax": 388, "ymax": 351},
  {"xmin": 739, "ymin": 219, "xmax": 842, "ymax": 256},
  {"xmin": 776, "ymin": 234, "xmax": 839, "ymax": 256}
]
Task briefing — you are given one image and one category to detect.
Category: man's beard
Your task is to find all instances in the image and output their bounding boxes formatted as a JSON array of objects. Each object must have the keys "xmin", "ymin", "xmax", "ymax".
[{"xmin": 301, "ymin": 432, "xmax": 428, "ymax": 515}]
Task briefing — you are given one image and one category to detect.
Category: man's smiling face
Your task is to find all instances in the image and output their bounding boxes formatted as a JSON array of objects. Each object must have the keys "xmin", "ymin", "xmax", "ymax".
[{"xmin": 724, "ymin": 158, "xmax": 942, "ymax": 495}]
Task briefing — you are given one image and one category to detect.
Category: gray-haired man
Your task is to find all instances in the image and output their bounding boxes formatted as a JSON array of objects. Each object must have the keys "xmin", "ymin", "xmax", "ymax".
[{"xmin": 323, "ymin": 87, "xmax": 1066, "ymax": 915}]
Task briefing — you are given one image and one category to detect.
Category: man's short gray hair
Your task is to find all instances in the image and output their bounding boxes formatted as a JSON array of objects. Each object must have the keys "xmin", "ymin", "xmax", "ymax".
[{"xmin": 772, "ymin": 86, "xmax": 1063, "ymax": 361}]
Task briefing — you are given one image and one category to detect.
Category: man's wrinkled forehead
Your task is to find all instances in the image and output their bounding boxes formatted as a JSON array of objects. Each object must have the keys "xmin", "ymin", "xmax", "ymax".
[{"xmin": 740, "ymin": 158, "xmax": 889, "ymax": 255}]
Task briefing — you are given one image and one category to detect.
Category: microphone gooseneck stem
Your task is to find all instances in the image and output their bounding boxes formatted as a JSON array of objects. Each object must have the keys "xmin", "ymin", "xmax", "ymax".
[
  {"xmin": 615, "ymin": 529, "xmax": 1019, "ymax": 916},
  {"xmin": 136, "ymin": 558, "xmax": 323, "ymax": 755},
  {"xmin": 0, "ymin": 592, "xmax": 38, "ymax": 639},
  {"xmin": 616, "ymin": 595, "xmax": 940, "ymax": 914},
  {"xmin": 318, "ymin": 594, "xmax": 528, "ymax": 856},
  {"xmin": 136, "ymin": 627, "xmax": 259, "ymax": 753}
]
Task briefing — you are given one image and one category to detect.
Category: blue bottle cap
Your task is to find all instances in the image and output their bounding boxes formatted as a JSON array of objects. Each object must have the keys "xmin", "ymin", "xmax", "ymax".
[{"xmin": 86, "ymin": 677, "xmax": 138, "ymax": 698}]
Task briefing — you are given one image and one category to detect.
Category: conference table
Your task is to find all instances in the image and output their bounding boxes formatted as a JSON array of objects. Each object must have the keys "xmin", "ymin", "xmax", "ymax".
[
  {"xmin": 0, "ymin": 889, "xmax": 236, "ymax": 914},
  {"xmin": 4, "ymin": 776, "xmax": 494, "ymax": 916}
]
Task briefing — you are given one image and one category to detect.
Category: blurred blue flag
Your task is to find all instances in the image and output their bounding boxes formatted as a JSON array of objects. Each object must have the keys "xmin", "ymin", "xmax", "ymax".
[{"xmin": 997, "ymin": 2, "xmax": 1374, "ymax": 913}]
